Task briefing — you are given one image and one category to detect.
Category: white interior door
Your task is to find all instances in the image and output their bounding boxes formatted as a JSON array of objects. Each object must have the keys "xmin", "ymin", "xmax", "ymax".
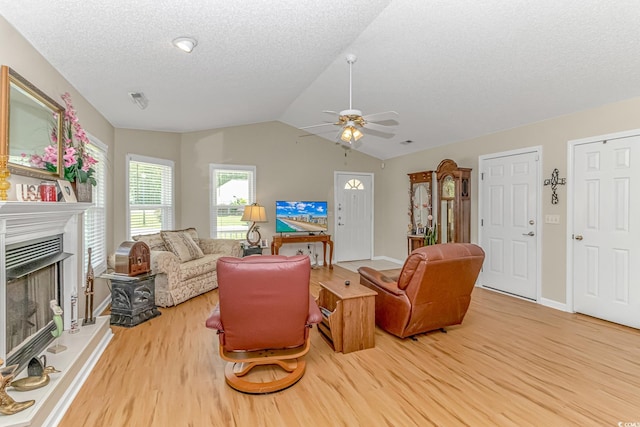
[
  {"xmin": 480, "ymin": 149, "xmax": 540, "ymax": 300},
  {"xmin": 572, "ymin": 136, "xmax": 640, "ymax": 328},
  {"xmin": 334, "ymin": 172, "xmax": 373, "ymax": 262}
]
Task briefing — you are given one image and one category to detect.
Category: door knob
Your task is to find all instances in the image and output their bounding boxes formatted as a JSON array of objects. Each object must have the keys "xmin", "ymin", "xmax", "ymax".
[
  {"xmin": 522, "ymin": 231, "xmax": 535, "ymax": 236},
  {"xmin": 574, "ymin": 235, "xmax": 583, "ymax": 241}
]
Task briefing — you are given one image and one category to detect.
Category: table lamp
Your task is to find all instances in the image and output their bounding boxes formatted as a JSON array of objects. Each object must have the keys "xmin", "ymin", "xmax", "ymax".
[{"xmin": 241, "ymin": 203, "xmax": 268, "ymax": 247}]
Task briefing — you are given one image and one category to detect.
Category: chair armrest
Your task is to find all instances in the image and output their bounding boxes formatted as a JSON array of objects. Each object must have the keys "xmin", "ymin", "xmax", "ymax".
[
  {"xmin": 205, "ymin": 304, "xmax": 222, "ymax": 330},
  {"xmin": 307, "ymin": 294, "xmax": 323, "ymax": 325},
  {"xmin": 358, "ymin": 267, "xmax": 405, "ymax": 296},
  {"xmin": 199, "ymin": 238, "xmax": 243, "ymax": 257}
]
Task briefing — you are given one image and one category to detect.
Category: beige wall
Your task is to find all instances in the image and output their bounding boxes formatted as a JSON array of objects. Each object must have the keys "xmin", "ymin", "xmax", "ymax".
[
  {"xmin": 113, "ymin": 128, "xmax": 182, "ymax": 244},
  {"xmin": 383, "ymin": 97, "xmax": 640, "ymax": 303},
  {"xmin": 6, "ymin": 12, "xmax": 640, "ymax": 308},
  {"xmin": 1, "ymin": 16, "xmax": 115, "ymax": 312},
  {"xmin": 180, "ymin": 121, "xmax": 382, "ymax": 254}
]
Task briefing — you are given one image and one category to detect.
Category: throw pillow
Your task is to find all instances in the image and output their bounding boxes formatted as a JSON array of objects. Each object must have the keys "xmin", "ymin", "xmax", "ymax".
[
  {"xmin": 132, "ymin": 232, "xmax": 167, "ymax": 251},
  {"xmin": 161, "ymin": 231, "xmax": 204, "ymax": 263},
  {"xmin": 174, "ymin": 227, "xmax": 199, "ymax": 245}
]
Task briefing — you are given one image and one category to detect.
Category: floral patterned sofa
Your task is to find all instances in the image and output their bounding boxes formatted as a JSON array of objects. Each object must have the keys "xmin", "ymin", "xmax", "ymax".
[{"xmin": 131, "ymin": 228, "xmax": 242, "ymax": 307}]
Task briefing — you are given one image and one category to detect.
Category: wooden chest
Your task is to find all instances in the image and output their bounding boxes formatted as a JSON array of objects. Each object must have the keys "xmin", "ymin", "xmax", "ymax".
[{"xmin": 115, "ymin": 241, "xmax": 151, "ymax": 276}]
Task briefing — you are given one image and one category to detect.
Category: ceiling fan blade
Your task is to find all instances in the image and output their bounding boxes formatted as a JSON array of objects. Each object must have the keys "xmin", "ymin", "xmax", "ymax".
[
  {"xmin": 363, "ymin": 122, "xmax": 396, "ymax": 134},
  {"xmin": 362, "ymin": 111, "xmax": 399, "ymax": 122},
  {"xmin": 323, "ymin": 110, "xmax": 340, "ymax": 117},
  {"xmin": 300, "ymin": 122, "xmax": 338, "ymax": 130}
]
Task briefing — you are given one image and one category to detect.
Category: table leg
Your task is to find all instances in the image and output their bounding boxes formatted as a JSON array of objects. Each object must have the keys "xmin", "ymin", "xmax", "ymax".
[
  {"xmin": 272, "ymin": 242, "xmax": 281, "ymax": 255},
  {"xmin": 322, "ymin": 242, "xmax": 327, "ymax": 266},
  {"xmin": 328, "ymin": 240, "xmax": 333, "ymax": 269}
]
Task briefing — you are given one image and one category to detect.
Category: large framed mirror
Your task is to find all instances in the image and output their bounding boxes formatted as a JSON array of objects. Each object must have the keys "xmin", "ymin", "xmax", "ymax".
[{"xmin": 1, "ymin": 65, "xmax": 64, "ymax": 181}]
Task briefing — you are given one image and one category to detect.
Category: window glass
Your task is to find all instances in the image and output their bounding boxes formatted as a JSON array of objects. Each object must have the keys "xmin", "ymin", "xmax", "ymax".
[
  {"xmin": 127, "ymin": 154, "xmax": 174, "ymax": 237},
  {"xmin": 210, "ymin": 164, "xmax": 256, "ymax": 239}
]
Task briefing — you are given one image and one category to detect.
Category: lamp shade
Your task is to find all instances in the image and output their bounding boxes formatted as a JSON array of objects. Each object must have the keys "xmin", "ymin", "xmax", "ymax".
[{"xmin": 241, "ymin": 204, "xmax": 267, "ymax": 223}]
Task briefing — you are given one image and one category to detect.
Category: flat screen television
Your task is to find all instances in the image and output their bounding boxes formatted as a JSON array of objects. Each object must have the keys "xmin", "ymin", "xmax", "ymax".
[{"xmin": 276, "ymin": 201, "xmax": 328, "ymax": 233}]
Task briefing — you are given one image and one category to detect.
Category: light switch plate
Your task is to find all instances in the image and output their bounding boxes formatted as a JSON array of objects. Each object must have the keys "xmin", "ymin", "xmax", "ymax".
[{"xmin": 545, "ymin": 214, "xmax": 560, "ymax": 224}]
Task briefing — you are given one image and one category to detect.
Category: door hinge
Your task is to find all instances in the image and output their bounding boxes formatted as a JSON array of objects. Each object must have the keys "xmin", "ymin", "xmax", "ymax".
[
  {"xmin": 481, "ymin": 172, "xmax": 484, "ymax": 180},
  {"xmin": 481, "ymin": 219, "xmax": 484, "ymax": 226}
]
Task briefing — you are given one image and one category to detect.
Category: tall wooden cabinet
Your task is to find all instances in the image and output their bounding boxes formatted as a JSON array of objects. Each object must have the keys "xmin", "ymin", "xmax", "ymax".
[
  {"xmin": 436, "ymin": 159, "xmax": 471, "ymax": 244},
  {"xmin": 407, "ymin": 170, "xmax": 433, "ymax": 253}
]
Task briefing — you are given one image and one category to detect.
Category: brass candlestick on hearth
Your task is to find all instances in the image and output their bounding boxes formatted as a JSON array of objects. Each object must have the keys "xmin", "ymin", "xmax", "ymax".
[{"xmin": 83, "ymin": 247, "xmax": 95, "ymax": 325}]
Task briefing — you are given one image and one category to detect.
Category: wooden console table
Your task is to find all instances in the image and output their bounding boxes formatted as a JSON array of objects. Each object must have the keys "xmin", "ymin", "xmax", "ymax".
[
  {"xmin": 316, "ymin": 279, "xmax": 377, "ymax": 353},
  {"xmin": 271, "ymin": 234, "xmax": 333, "ymax": 269}
]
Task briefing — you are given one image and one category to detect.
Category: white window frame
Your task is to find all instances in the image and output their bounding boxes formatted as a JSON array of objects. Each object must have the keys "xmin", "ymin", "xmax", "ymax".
[
  {"xmin": 209, "ymin": 164, "xmax": 256, "ymax": 239},
  {"xmin": 83, "ymin": 134, "xmax": 108, "ymax": 275},
  {"xmin": 126, "ymin": 154, "xmax": 175, "ymax": 238}
]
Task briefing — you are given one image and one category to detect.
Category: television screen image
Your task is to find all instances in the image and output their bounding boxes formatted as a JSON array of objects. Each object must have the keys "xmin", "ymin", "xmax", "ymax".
[{"xmin": 276, "ymin": 201, "xmax": 328, "ymax": 233}]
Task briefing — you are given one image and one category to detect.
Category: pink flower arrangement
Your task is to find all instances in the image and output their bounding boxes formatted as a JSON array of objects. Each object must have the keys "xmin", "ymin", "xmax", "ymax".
[{"xmin": 28, "ymin": 92, "xmax": 98, "ymax": 185}]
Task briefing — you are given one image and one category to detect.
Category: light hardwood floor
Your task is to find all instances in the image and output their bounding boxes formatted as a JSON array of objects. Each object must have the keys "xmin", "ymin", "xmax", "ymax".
[{"xmin": 59, "ymin": 266, "xmax": 640, "ymax": 427}]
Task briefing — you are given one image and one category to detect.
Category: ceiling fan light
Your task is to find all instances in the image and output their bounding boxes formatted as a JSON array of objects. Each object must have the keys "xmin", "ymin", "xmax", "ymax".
[
  {"xmin": 352, "ymin": 128, "xmax": 363, "ymax": 141},
  {"xmin": 341, "ymin": 127, "xmax": 353, "ymax": 143}
]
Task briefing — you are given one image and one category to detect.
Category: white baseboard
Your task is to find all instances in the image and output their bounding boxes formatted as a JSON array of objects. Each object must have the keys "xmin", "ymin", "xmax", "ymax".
[
  {"xmin": 372, "ymin": 255, "xmax": 405, "ymax": 265},
  {"xmin": 539, "ymin": 297, "xmax": 571, "ymax": 312},
  {"xmin": 94, "ymin": 294, "xmax": 111, "ymax": 318}
]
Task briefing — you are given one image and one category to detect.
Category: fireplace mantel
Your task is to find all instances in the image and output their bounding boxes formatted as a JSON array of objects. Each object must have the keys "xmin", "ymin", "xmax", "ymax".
[{"xmin": 0, "ymin": 202, "xmax": 92, "ymax": 244}]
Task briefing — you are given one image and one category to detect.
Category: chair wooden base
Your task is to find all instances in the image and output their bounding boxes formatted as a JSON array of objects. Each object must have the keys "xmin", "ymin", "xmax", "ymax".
[
  {"xmin": 224, "ymin": 359, "xmax": 306, "ymax": 394},
  {"xmin": 219, "ymin": 336, "xmax": 311, "ymax": 394}
]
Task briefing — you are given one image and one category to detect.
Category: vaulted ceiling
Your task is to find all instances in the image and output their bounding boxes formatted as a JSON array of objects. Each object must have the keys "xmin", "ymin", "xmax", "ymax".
[{"xmin": 3, "ymin": 1, "xmax": 640, "ymax": 159}]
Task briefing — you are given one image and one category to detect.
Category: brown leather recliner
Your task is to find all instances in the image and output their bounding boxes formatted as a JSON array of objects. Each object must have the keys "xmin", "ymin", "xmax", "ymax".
[
  {"xmin": 206, "ymin": 255, "xmax": 322, "ymax": 394},
  {"xmin": 358, "ymin": 243, "xmax": 485, "ymax": 338}
]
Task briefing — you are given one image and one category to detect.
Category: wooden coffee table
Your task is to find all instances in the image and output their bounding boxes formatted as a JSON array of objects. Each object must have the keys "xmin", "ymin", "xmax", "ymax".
[{"xmin": 316, "ymin": 278, "xmax": 377, "ymax": 353}]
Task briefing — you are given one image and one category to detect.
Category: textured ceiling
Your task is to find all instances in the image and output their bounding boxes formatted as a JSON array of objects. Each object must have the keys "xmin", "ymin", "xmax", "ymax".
[{"xmin": 2, "ymin": 1, "xmax": 640, "ymax": 160}]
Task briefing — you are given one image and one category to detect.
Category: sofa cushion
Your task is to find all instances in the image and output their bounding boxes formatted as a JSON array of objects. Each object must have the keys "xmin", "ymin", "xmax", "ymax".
[
  {"xmin": 132, "ymin": 232, "xmax": 167, "ymax": 251},
  {"xmin": 161, "ymin": 231, "xmax": 204, "ymax": 262},
  {"xmin": 179, "ymin": 254, "xmax": 223, "ymax": 280}
]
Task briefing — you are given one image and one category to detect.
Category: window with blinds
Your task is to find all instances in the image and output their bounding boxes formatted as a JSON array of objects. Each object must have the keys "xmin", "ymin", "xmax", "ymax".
[
  {"xmin": 84, "ymin": 136, "xmax": 107, "ymax": 275},
  {"xmin": 210, "ymin": 164, "xmax": 256, "ymax": 239},
  {"xmin": 127, "ymin": 154, "xmax": 174, "ymax": 238}
]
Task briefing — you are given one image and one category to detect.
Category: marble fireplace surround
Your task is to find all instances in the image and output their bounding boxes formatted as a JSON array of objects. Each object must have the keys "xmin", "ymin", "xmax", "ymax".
[{"xmin": 0, "ymin": 202, "xmax": 112, "ymax": 427}]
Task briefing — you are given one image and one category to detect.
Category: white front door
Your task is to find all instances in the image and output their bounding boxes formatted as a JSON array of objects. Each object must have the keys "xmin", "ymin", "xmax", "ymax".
[
  {"xmin": 479, "ymin": 149, "xmax": 540, "ymax": 300},
  {"xmin": 334, "ymin": 172, "xmax": 373, "ymax": 262},
  {"xmin": 571, "ymin": 135, "xmax": 640, "ymax": 328}
]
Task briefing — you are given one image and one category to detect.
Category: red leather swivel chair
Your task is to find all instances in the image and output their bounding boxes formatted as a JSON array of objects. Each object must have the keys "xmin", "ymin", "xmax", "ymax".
[
  {"xmin": 205, "ymin": 255, "xmax": 322, "ymax": 393},
  {"xmin": 358, "ymin": 243, "xmax": 485, "ymax": 339}
]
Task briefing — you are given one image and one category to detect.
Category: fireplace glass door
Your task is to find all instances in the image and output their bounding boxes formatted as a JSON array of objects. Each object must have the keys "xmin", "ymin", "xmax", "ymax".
[{"xmin": 6, "ymin": 264, "xmax": 57, "ymax": 355}]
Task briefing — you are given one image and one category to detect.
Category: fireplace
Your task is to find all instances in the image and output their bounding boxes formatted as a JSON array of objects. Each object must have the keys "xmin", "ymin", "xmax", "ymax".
[
  {"xmin": 0, "ymin": 203, "xmax": 87, "ymax": 367},
  {"xmin": 0, "ymin": 202, "xmax": 113, "ymax": 427},
  {"xmin": 5, "ymin": 235, "xmax": 72, "ymax": 372}
]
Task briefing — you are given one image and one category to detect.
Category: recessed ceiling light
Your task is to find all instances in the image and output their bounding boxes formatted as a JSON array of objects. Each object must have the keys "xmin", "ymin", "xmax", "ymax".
[{"xmin": 172, "ymin": 37, "xmax": 197, "ymax": 53}]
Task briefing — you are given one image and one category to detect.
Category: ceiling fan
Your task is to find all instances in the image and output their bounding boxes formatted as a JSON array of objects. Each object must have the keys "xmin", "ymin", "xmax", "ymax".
[{"xmin": 301, "ymin": 54, "xmax": 398, "ymax": 145}]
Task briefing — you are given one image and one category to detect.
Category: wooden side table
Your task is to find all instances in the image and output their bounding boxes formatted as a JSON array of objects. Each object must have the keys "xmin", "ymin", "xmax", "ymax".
[
  {"xmin": 407, "ymin": 235, "xmax": 425, "ymax": 254},
  {"xmin": 102, "ymin": 272, "xmax": 161, "ymax": 327},
  {"xmin": 316, "ymin": 279, "xmax": 377, "ymax": 353}
]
